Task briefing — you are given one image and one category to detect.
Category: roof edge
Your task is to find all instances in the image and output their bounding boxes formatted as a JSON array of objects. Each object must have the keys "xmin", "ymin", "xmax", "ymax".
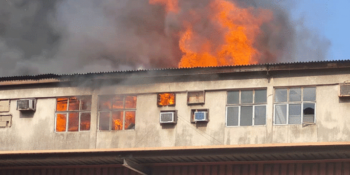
[
  {"xmin": 1, "ymin": 141, "xmax": 350, "ymax": 155},
  {"xmin": 0, "ymin": 59, "xmax": 350, "ymax": 84}
]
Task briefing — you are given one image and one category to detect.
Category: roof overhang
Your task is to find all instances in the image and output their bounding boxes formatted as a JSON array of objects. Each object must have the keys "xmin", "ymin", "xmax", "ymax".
[
  {"xmin": 1, "ymin": 60, "xmax": 350, "ymax": 86},
  {"xmin": 2, "ymin": 142, "xmax": 350, "ymax": 168}
]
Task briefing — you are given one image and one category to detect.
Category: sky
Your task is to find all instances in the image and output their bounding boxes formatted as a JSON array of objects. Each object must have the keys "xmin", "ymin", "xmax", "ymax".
[{"xmin": 291, "ymin": 0, "xmax": 350, "ymax": 60}]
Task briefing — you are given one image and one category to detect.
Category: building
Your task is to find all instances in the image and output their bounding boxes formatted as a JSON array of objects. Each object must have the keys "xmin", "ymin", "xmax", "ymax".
[{"xmin": 1, "ymin": 60, "xmax": 350, "ymax": 174}]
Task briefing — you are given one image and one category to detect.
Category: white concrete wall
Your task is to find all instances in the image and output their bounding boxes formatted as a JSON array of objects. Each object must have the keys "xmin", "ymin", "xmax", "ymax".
[{"xmin": 1, "ymin": 72, "xmax": 350, "ymax": 151}]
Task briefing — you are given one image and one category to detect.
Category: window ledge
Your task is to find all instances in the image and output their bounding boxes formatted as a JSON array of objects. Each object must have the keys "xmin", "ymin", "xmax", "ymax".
[{"xmin": 226, "ymin": 125, "xmax": 267, "ymax": 128}]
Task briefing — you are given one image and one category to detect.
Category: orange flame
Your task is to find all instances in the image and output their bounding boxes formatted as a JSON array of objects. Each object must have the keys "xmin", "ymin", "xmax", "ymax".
[
  {"xmin": 56, "ymin": 114, "xmax": 66, "ymax": 132},
  {"xmin": 158, "ymin": 93, "xmax": 175, "ymax": 106},
  {"xmin": 179, "ymin": 0, "xmax": 272, "ymax": 67},
  {"xmin": 149, "ymin": 0, "xmax": 273, "ymax": 67},
  {"xmin": 149, "ymin": 0, "xmax": 179, "ymax": 13}
]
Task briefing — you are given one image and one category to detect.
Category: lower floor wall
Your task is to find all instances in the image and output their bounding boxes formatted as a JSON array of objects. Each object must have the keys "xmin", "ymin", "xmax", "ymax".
[{"xmin": 1, "ymin": 161, "xmax": 350, "ymax": 175}]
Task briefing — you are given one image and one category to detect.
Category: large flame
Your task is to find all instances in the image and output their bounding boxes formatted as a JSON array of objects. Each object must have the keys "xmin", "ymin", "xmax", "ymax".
[{"xmin": 149, "ymin": 0, "xmax": 273, "ymax": 67}]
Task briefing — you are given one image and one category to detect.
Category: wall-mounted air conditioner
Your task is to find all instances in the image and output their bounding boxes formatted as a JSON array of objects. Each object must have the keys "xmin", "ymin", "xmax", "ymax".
[
  {"xmin": 160, "ymin": 111, "xmax": 177, "ymax": 124},
  {"xmin": 17, "ymin": 99, "xmax": 36, "ymax": 111},
  {"xmin": 194, "ymin": 111, "xmax": 208, "ymax": 122},
  {"xmin": 339, "ymin": 84, "xmax": 350, "ymax": 97}
]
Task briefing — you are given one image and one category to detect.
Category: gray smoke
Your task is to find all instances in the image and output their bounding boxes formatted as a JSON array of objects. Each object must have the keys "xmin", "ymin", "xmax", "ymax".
[{"xmin": 0, "ymin": 0, "xmax": 330, "ymax": 76}]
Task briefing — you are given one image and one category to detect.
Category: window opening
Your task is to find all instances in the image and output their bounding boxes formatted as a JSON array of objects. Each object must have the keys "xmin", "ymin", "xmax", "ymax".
[
  {"xmin": 226, "ymin": 89, "xmax": 267, "ymax": 126},
  {"xmin": 274, "ymin": 87, "xmax": 316, "ymax": 125},
  {"xmin": 157, "ymin": 93, "xmax": 175, "ymax": 106},
  {"xmin": 98, "ymin": 95, "xmax": 137, "ymax": 131},
  {"xmin": 187, "ymin": 91, "xmax": 205, "ymax": 105},
  {"xmin": 55, "ymin": 96, "xmax": 91, "ymax": 132}
]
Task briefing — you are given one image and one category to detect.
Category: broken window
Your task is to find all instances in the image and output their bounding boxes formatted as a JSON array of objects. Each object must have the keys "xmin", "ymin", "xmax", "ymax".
[
  {"xmin": 274, "ymin": 87, "xmax": 316, "ymax": 125},
  {"xmin": 157, "ymin": 93, "xmax": 175, "ymax": 106},
  {"xmin": 98, "ymin": 95, "xmax": 137, "ymax": 131},
  {"xmin": 55, "ymin": 96, "xmax": 91, "ymax": 132},
  {"xmin": 226, "ymin": 89, "xmax": 267, "ymax": 127}
]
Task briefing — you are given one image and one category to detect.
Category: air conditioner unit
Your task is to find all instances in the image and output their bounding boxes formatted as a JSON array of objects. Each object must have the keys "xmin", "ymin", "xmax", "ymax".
[
  {"xmin": 194, "ymin": 111, "xmax": 208, "ymax": 122},
  {"xmin": 160, "ymin": 112, "xmax": 176, "ymax": 124},
  {"xmin": 340, "ymin": 84, "xmax": 350, "ymax": 97},
  {"xmin": 17, "ymin": 99, "xmax": 36, "ymax": 111}
]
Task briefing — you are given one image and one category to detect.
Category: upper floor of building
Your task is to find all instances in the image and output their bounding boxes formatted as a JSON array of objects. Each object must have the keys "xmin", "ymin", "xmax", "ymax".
[{"xmin": 1, "ymin": 60, "xmax": 350, "ymax": 151}]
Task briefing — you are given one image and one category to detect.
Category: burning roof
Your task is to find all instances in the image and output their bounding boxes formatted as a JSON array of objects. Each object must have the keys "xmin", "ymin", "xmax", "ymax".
[{"xmin": 0, "ymin": 60, "xmax": 349, "ymax": 84}]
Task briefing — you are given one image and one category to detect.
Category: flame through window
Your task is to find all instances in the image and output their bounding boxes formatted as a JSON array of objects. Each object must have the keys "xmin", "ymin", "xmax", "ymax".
[
  {"xmin": 157, "ymin": 93, "xmax": 175, "ymax": 106},
  {"xmin": 55, "ymin": 96, "xmax": 91, "ymax": 132},
  {"xmin": 98, "ymin": 95, "xmax": 136, "ymax": 131}
]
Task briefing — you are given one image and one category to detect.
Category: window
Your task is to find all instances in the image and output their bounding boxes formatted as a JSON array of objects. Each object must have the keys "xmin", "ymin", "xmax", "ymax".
[
  {"xmin": 55, "ymin": 96, "xmax": 91, "ymax": 132},
  {"xmin": 187, "ymin": 91, "xmax": 205, "ymax": 105},
  {"xmin": 98, "ymin": 95, "xmax": 136, "ymax": 131},
  {"xmin": 274, "ymin": 87, "xmax": 316, "ymax": 125},
  {"xmin": 157, "ymin": 93, "xmax": 175, "ymax": 106},
  {"xmin": 0, "ymin": 115, "xmax": 11, "ymax": 128},
  {"xmin": 226, "ymin": 89, "xmax": 267, "ymax": 126}
]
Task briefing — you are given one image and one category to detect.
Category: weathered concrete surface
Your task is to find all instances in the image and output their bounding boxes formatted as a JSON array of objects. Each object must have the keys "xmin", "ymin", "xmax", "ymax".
[{"xmin": 0, "ymin": 71, "xmax": 350, "ymax": 151}]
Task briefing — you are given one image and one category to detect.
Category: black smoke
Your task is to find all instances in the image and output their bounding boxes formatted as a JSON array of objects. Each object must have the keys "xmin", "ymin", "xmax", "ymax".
[{"xmin": 0, "ymin": 0, "xmax": 330, "ymax": 76}]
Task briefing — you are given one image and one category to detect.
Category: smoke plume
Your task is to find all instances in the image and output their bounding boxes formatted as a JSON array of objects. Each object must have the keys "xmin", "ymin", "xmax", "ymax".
[{"xmin": 0, "ymin": 0, "xmax": 330, "ymax": 76}]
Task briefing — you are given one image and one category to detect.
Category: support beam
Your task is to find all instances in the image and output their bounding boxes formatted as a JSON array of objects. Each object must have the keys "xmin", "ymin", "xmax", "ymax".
[{"xmin": 123, "ymin": 159, "xmax": 151, "ymax": 175}]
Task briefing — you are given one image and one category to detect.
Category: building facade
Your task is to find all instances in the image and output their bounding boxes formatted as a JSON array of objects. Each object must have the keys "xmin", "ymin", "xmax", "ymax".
[{"xmin": 1, "ymin": 60, "xmax": 350, "ymax": 174}]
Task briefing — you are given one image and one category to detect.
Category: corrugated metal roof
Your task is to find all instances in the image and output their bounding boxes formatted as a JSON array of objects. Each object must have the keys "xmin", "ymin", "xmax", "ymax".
[
  {"xmin": 0, "ymin": 59, "xmax": 350, "ymax": 82},
  {"xmin": 1, "ymin": 144, "xmax": 350, "ymax": 167},
  {"xmin": 1, "ymin": 162, "xmax": 350, "ymax": 175}
]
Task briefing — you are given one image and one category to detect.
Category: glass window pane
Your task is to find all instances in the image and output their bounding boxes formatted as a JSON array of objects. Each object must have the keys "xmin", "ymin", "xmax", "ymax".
[
  {"xmin": 289, "ymin": 104, "xmax": 301, "ymax": 124},
  {"xmin": 303, "ymin": 87, "xmax": 316, "ymax": 101},
  {"xmin": 289, "ymin": 88, "xmax": 301, "ymax": 102},
  {"xmin": 112, "ymin": 111, "xmax": 123, "ymax": 130},
  {"xmin": 68, "ymin": 112, "xmax": 79, "ymax": 131},
  {"xmin": 81, "ymin": 97, "xmax": 92, "ymax": 111},
  {"xmin": 125, "ymin": 96, "xmax": 137, "ymax": 109},
  {"xmin": 112, "ymin": 96, "xmax": 124, "ymax": 109},
  {"xmin": 168, "ymin": 93, "xmax": 175, "ymax": 105},
  {"xmin": 68, "ymin": 97, "xmax": 80, "ymax": 111},
  {"xmin": 56, "ymin": 98, "xmax": 68, "ymax": 111},
  {"xmin": 255, "ymin": 89, "xmax": 267, "ymax": 103},
  {"xmin": 254, "ymin": 106, "xmax": 266, "ymax": 125},
  {"xmin": 80, "ymin": 113, "xmax": 91, "ymax": 131},
  {"xmin": 241, "ymin": 91, "xmax": 253, "ymax": 104},
  {"xmin": 158, "ymin": 93, "xmax": 175, "ymax": 106},
  {"xmin": 125, "ymin": 111, "xmax": 136, "ymax": 130},
  {"xmin": 240, "ymin": 106, "xmax": 253, "ymax": 126},
  {"xmin": 303, "ymin": 103, "xmax": 315, "ymax": 123},
  {"xmin": 99, "ymin": 112, "xmax": 110, "ymax": 130},
  {"xmin": 227, "ymin": 107, "xmax": 239, "ymax": 126},
  {"xmin": 275, "ymin": 89, "xmax": 287, "ymax": 103},
  {"xmin": 99, "ymin": 96, "xmax": 111, "ymax": 110},
  {"xmin": 227, "ymin": 91, "xmax": 239, "ymax": 104},
  {"xmin": 275, "ymin": 105, "xmax": 287, "ymax": 124},
  {"xmin": 56, "ymin": 113, "xmax": 67, "ymax": 132}
]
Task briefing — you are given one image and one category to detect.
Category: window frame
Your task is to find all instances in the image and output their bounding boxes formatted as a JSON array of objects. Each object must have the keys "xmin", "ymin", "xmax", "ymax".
[
  {"xmin": 273, "ymin": 87, "xmax": 317, "ymax": 125},
  {"xmin": 226, "ymin": 89, "xmax": 267, "ymax": 127},
  {"xmin": 54, "ymin": 96, "xmax": 91, "ymax": 132},
  {"xmin": 157, "ymin": 93, "xmax": 176, "ymax": 107},
  {"xmin": 98, "ymin": 95, "xmax": 137, "ymax": 131},
  {"xmin": 187, "ymin": 91, "xmax": 205, "ymax": 105}
]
